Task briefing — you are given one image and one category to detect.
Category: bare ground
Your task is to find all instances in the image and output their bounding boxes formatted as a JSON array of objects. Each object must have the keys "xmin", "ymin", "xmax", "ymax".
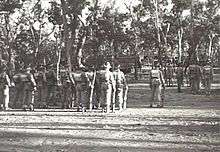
[{"xmin": 0, "ymin": 84, "xmax": 219, "ymax": 152}]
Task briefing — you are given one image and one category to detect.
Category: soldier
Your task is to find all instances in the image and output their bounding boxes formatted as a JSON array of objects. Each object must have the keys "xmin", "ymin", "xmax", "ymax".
[
  {"xmin": 46, "ymin": 68, "xmax": 57, "ymax": 107},
  {"xmin": 0, "ymin": 65, "xmax": 11, "ymax": 110},
  {"xmin": 202, "ymin": 60, "xmax": 213, "ymax": 95},
  {"xmin": 22, "ymin": 67, "xmax": 37, "ymax": 111},
  {"xmin": 13, "ymin": 69, "xmax": 25, "ymax": 108},
  {"xmin": 113, "ymin": 63, "xmax": 128, "ymax": 111},
  {"xmin": 176, "ymin": 63, "xmax": 184, "ymax": 93},
  {"xmin": 36, "ymin": 65, "xmax": 47, "ymax": 107},
  {"xmin": 149, "ymin": 62, "xmax": 165, "ymax": 108},
  {"xmin": 96, "ymin": 62, "xmax": 115, "ymax": 113},
  {"xmin": 72, "ymin": 67, "xmax": 90, "ymax": 112},
  {"xmin": 60, "ymin": 67, "xmax": 75, "ymax": 109},
  {"xmin": 188, "ymin": 62, "xmax": 202, "ymax": 94}
]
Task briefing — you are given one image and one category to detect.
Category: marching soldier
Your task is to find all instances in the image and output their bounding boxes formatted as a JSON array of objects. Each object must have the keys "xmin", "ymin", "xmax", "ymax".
[
  {"xmin": 188, "ymin": 62, "xmax": 202, "ymax": 94},
  {"xmin": 22, "ymin": 67, "xmax": 37, "ymax": 111},
  {"xmin": 113, "ymin": 63, "xmax": 128, "ymax": 111},
  {"xmin": 149, "ymin": 62, "xmax": 165, "ymax": 108},
  {"xmin": 202, "ymin": 60, "xmax": 213, "ymax": 95},
  {"xmin": 96, "ymin": 62, "xmax": 115, "ymax": 113},
  {"xmin": 72, "ymin": 67, "xmax": 90, "ymax": 112},
  {"xmin": 176, "ymin": 63, "xmax": 184, "ymax": 93},
  {"xmin": 46, "ymin": 68, "xmax": 57, "ymax": 107},
  {"xmin": 36, "ymin": 65, "xmax": 47, "ymax": 107},
  {"xmin": 0, "ymin": 65, "xmax": 11, "ymax": 110},
  {"xmin": 60, "ymin": 67, "xmax": 75, "ymax": 109}
]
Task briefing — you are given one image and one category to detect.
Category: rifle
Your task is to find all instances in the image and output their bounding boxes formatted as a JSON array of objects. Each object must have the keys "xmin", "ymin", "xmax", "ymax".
[{"xmin": 89, "ymin": 70, "xmax": 96, "ymax": 111}]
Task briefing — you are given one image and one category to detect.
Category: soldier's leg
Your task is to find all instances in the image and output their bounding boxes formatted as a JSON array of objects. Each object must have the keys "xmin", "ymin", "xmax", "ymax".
[
  {"xmin": 106, "ymin": 87, "xmax": 112, "ymax": 113},
  {"xmin": 117, "ymin": 89, "xmax": 123, "ymax": 111},
  {"xmin": 29, "ymin": 90, "xmax": 35, "ymax": 111},
  {"xmin": 150, "ymin": 85, "xmax": 156, "ymax": 107},
  {"xmin": 156, "ymin": 85, "xmax": 162, "ymax": 107},
  {"xmin": 76, "ymin": 88, "xmax": 81, "ymax": 111},
  {"xmin": 0, "ymin": 90, "xmax": 4, "ymax": 110},
  {"xmin": 3, "ymin": 86, "xmax": 10, "ymax": 110}
]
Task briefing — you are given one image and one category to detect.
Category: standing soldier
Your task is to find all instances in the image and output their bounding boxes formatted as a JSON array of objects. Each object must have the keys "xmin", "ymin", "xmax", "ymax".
[
  {"xmin": 202, "ymin": 60, "xmax": 214, "ymax": 95},
  {"xmin": 149, "ymin": 62, "xmax": 165, "ymax": 108},
  {"xmin": 46, "ymin": 68, "xmax": 57, "ymax": 107},
  {"xmin": 60, "ymin": 67, "xmax": 75, "ymax": 109},
  {"xmin": 22, "ymin": 67, "xmax": 37, "ymax": 111},
  {"xmin": 0, "ymin": 65, "xmax": 11, "ymax": 110},
  {"xmin": 72, "ymin": 67, "xmax": 90, "ymax": 112},
  {"xmin": 188, "ymin": 62, "xmax": 202, "ymax": 94},
  {"xmin": 36, "ymin": 65, "xmax": 47, "ymax": 107},
  {"xmin": 176, "ymin": 63, "xmax": 184, "ymax": 93},
  {"xmin": 96, "ymin": 62, "xmax": 115, "ymax": 113},
  {"xmin": 113, "ymin": 63, "xmax": 128, "ymax": 111}
]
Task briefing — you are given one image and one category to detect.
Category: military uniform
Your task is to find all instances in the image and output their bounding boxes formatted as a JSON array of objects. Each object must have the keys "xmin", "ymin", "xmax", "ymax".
[
  {"xmin": 202, "ymin": 65, "xmax": 213, "ymax": 95},
  {"xmin": 96, "ymin": 63, "xmax": 115, "ymax": 113},
  {"xmin": 46, "ymin": 69, "xmax": 57, "ymax": 107},
  {"xmin": 113, "ymin": 67, "xmax": 128, "ymax": 111},
  {"xmin": 176, "ymin": 66, "xmax": 184, "ymax": 93},
  {"xmin": 36, "ymin": 69, "xmax": 47, "ymax": 107},
  {"xmin": 149, "ymin": 66, "xmax": 165, "ymax": 107},
  {"xmin": 72, "ymin": 68, "xmax": 90, "ymax": 112},
  {"xmin": 188, "ymin": 64, "xmax": 202, "ymax": 94},
  {"xmin": 0, "ymin": 71, "xmax": 11, "ymax": 110},
  {"xmin": 22, "ymin": 68, "xmax": 37, "ymax": 111}
]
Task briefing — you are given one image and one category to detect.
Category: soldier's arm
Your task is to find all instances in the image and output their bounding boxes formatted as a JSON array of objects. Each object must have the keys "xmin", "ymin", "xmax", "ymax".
[
  {"xmin": 160, "ymin": 71, "xmax": 165, "ymax": 88},
  {"xmin": 110, "ymin": 73, "xmax": 116, "ymax": 91},
  {"xmin": 30, "ymin": 74, "xmax": 37, "ymax": 87},
  {"xmin": 69, "ymin": 73, "xmax": 75, "ymax": 86}
]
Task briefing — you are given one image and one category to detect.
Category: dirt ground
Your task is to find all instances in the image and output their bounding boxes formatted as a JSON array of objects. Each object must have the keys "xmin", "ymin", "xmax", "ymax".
[{"xmin": 0, "ymin": 84, "xmax": 219, "ymax": 152}]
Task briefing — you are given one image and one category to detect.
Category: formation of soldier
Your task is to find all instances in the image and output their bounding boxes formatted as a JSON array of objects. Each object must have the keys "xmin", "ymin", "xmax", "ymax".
[{"xmin": 0, "ymin": 62, "xmax": 128, "ymax": 113}]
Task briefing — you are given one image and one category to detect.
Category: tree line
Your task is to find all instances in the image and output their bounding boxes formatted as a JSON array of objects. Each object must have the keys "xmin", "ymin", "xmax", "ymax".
[{"xmin": 0, "ymin": 0, "xmax": 219, "ymax": 76}]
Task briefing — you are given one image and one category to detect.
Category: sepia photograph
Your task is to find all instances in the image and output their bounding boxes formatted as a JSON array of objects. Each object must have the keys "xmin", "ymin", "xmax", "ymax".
[{"xmin": 0, "ymin": 0, "xmax": 219, "ymax": 151}]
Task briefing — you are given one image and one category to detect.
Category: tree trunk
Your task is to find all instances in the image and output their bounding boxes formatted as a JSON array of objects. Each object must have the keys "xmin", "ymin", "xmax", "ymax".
[
  {"xmin": 178, "ymin": 27, "xmax": 183, "ymax": 63},
  {"xmin": 61, "ymin": 0, "xmax": 74, "ymax": 72}
]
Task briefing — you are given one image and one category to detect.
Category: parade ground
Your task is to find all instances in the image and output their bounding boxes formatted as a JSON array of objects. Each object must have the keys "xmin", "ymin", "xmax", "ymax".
[{"xmin": 0, "ymin": 83, "xmax": 219, "ymax": 152}]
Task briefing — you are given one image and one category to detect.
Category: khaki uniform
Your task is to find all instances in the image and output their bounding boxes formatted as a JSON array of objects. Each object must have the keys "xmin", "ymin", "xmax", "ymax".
[
  {"xmin": 150, "ymin": 69, "xmax": 165, "ymax": 107},
  {"xmin": 72, "ymin": 70, "xmax": 90, "ymax": 111},
  {"xmin": 188, "ymin": 65, "xmax": 202, "ymax": 94},
  {"xmin": 113, "ymin": 69, "xmax": 128, "ymax": 110},
  {"xmin": 96, "ymin": 69, "xmax": 115, "ymax": 113},
  {"xmin": 22, "ymin": 72, "xmax": 36, "ymax": 110},
  {"xmin": 0, "ymin": 72, "xmax": 11, "ymax": 110},
  {"xmin": 13, "ymin": 73, "xmax": 25, "ymax": 108},
  {"xmin": 202, "ymin": 65, "xmax": 213, "ymax": 95}
]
